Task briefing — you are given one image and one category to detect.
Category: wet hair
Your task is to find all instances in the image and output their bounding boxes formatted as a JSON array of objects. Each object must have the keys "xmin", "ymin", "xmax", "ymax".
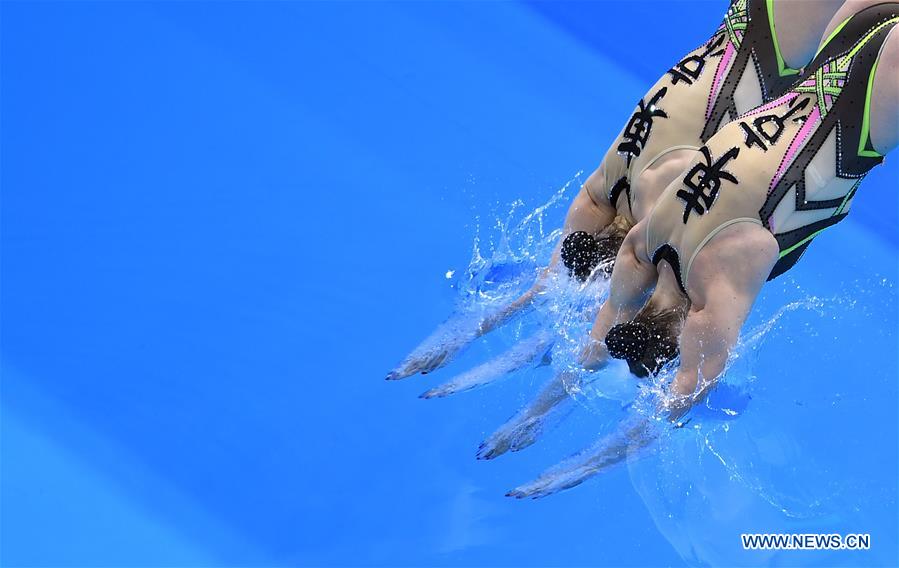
[
  {"xmin": 605, "ymin": 301, "xmax": 687, "ymax": 377},
  {"xmin": 560, "ymin": 215, "xmax": 632, "ymax": 281}
]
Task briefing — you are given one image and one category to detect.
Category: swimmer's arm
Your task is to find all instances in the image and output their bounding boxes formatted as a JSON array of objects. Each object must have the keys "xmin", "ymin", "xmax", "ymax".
[
  {"xmin": 475, "ymin": 286, "xmax": 540, "ymax": 335},
  {"xmin": 506, "ymin": 413, "xmax": 657, "ymax": 499},
  {"xmin": 476, "ymin": 230, "xmax": 659, "ymax": 458},
  {"xmin": 388, "ymin": 275, "xmax": 550, "ymax": 380},
  {"xmin": 665, "ymin": 297, "xmax": 748, "ymax": 414},
  {"xmin": 478, "ymin": 97, "xmax": 632, "ymax": 337},
  {"xmin": 420, "ymin": 330, "xmax": 553, "ymax": 399},
  {"xmin": 667, "ymin": 227, "xmax": 778, "ymax": 415},
  {"xmin": 506, "ymin": 269, "xmax": 773, "ymax": 497},
  {"xmin": 550, "ymin": 176, "xmax": 618, "ymax": 267},
  {"xmin": 580, "ymin": 222, "xmax": 658, "ymax": 370},
  {"xmin": 522, "ymin": 182, "xmax": 617, "ymax": 280},
  {"xmin": 476, "ymin": 185, "xmax": 616, "ymax": 336},
  {"xmin": 477, "ymin": 370, "xmax": 578, "ymax": 460}
]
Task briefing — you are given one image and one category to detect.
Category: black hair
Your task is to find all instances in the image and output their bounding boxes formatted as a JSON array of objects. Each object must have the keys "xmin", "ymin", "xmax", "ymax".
[{"xmin": 605, "ymin": 302, "xmax": 686, "ymax": 377}]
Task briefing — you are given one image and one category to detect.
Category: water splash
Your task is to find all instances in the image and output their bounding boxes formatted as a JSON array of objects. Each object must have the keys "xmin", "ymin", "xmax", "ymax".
[
  {"xmin": 451, "ymin": 173, "xmax": 581, "ymax": 311},
  {"xmin": 392, "ymin": 173, "xmax": 585, "ymax": 381},
  {"xmin": 410, "ymin": 179, "xmax": 896, "ymax": 567},
  {"xmin": 626, "ymin": 277, "xmax": 897, "ymax": 566}
]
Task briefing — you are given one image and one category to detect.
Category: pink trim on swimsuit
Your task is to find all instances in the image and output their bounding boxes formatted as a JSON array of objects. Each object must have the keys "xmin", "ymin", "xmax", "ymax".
[
  {"xmin": 738, "ymin": 91, "xmax": 799, "ymax": 119},
  {"xmin": 706, "ymin": 41, "xmax": 736, "ymax": 120},
  {"xmin": 765, "ymin": 105, "xmax": 823, "ymax": 229}
]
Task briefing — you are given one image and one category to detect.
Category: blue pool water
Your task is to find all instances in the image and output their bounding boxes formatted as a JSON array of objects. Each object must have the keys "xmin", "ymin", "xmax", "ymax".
[{"xmin": 2, "ymin": 2, "xmax": 897, "ymax": 566}]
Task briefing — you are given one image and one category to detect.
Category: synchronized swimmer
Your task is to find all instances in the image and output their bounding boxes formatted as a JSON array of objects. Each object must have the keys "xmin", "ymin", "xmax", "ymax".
[{"xmin": 390, "ymin": 0, "xmax": 899, "ymax": 498}]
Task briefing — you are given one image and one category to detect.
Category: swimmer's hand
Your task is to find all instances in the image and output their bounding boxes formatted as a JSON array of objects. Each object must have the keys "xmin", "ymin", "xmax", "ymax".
[
  {"xmin": 420, "ymin": 331, "xmax": 553, "ymax": 398},
  {"xmin": 506, "ymin": 415, "xmax": 657, "ymax": 499},
  {"xmin": 387, "ymin": 308, "xmax": 489, "ymax": 380},
  {"xmin": 475, "ymin": 334, "xmax": 619, "ymax": 457},
  {"xmin": 477, "ymin": 414, "xmax": 547, "ymax": 461},
  {"xmin": 506, "ymin": 367, "xmax": 716, "ymax": 498},
  {"xmin": 475, "ymin": 286, "xmax": 540, "ymax": 335},
  {"xmin": 476, "ymin": 373, "xmax": 577, "ymax": 460},
  {"xmin": 386, "ymin": 332, "xmax": 476, "ymax": 380},
  {"xmin": 387, "ymin": 289, "xmax": 541, "ymax": 381}
]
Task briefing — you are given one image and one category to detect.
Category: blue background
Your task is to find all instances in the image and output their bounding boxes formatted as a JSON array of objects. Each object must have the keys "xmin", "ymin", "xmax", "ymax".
[{"xmin": 2, "ymin": 1, "xmax": 896, "ymax": 566}]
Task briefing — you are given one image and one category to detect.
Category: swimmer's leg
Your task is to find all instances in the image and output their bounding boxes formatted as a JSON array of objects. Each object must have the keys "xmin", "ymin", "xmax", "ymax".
[{"xmin": 420, "ymin": 331, "xmax": 554, "ymax": 399}]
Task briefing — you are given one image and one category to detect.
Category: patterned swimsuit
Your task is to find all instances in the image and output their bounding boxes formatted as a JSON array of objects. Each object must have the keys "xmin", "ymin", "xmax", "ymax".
[
  {"xmin": 590, "ymin": 0, "xmax": 802, "ymax": 222},
  {"xmin": 643, "ymin": 3, "xmax": 899, "ymax": 293}
]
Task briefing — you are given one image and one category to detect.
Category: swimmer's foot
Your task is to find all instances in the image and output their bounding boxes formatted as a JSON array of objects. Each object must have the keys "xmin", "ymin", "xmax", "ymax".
[{"xmin": 420, "ymin": 332, "xmax": 553, "ymax": 398}]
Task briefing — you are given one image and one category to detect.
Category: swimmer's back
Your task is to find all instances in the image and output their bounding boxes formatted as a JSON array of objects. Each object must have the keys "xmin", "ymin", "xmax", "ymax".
[
  {"xmin": 645, "ymin": 3, "xmax": 899, "ymax": 292},
  {"xmin": 588, "ymin": 0, "xmax": 804, "ymax": 224}
]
